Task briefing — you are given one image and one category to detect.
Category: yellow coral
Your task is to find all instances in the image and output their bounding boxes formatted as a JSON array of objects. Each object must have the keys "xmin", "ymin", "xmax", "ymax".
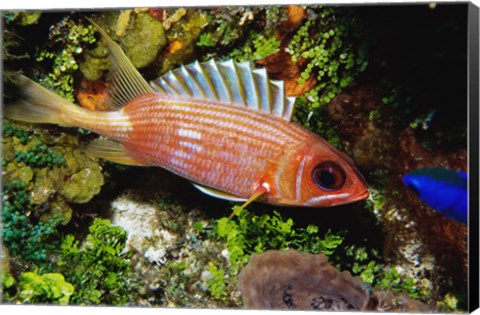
[
  {"xmin": 162, "ymin": 8, "xmax": 186, "ymax": 30},
  {"xmin": 116, "ymin": 10, "xmax": 132, "ymax": 36}
]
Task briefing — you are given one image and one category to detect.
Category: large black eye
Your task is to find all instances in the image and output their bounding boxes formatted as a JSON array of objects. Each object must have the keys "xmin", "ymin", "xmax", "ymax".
[{"xmin": 312, "ymin": 161, "xmax": 346, "ymax": 191}]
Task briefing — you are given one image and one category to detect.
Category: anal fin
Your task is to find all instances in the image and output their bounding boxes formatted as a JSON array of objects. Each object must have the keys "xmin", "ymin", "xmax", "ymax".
[
  {"xmin": 192, "ymin": 183, "xmax": 247, "ymax": 202},
  {"xmin": 84, "ymin": 138, "xmax": 144, "ymax": 166}
]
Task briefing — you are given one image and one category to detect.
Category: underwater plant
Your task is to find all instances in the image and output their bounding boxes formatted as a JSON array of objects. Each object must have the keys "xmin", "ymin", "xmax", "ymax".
[
  {"xmin": 2, "ymin": 121, "xmax": 105, "ymax": 225},
  {"xmin": 211, "ymin": 206, "xmax": 345, "ymax": 268},
  {"xmin": 15, "ymin": 271, "xmax": 75, "ymax": 305},
  {"xmin": 2, "ymin": 180, "xmax": 63, "ymax": 263},
  {"xmin": 57, "ymin": 218, "xmax": 139, "ymax": 305},
  {"xmin": 35, "ymin": 16, "xmax": 97, "ymax": 101}
]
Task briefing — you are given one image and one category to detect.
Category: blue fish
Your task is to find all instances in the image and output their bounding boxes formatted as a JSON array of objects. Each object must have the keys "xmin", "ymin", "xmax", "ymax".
[{"xmin": 402, "ymin": 168, "xmax": 467, "ymax": 223}]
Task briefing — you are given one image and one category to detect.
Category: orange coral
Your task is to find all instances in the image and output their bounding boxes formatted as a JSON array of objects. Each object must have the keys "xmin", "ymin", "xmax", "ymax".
[
  {"xmin": 164, "ymin": 40, "xmax": 185, "ymax": 56},
  {"xmin": 76, "ymin": 78, "xmax": 110, "ymax": 111},
  {"xmin": 285, "ymin": 5, "xmax": 307, "ymax": 29},
  {"xmin": 147, "ymin": 8, "xmax": 165, "ymax": 21}
]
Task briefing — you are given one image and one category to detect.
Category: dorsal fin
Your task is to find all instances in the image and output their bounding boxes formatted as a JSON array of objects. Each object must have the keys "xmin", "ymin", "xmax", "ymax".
[
  {"xmin": 87, "ymin": 18, "xmax": 153, "ymax": 110},
  {"xmin": 151, "ymin": 59, "xmax": 297, "ymax": 121}
]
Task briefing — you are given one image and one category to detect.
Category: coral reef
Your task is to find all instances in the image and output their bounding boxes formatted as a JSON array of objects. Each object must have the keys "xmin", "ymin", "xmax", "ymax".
[
  {"xmin": 107, "ymin": 188, "xmax": 241, "ymax": 307},
  {"xmin": 238, "ymin": 250, "xmax": 433, "ymax": 312},
  {"xmin": 79, "ymin": 11, "xmax": 167, "ymax": 81},
  {"xmin": 1, "ymin": 4, "xmax": 468, "ymax": 311},
  {"xmin": 2, "ymin": 122, "xmax": 105, "ymax": 208},
  {"xmin": 327, "ymin": 82, "xmax": 467, "ymax": 304},
  {"xmin": 1, "ymin": 120, "xmax": 105, "ymax": 270}
]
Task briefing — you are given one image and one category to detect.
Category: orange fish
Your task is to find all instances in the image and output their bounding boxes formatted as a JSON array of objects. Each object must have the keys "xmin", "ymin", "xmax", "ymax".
[{"xmin": 5, "ymin": 20, "xmax": 368, "ymax": 208}]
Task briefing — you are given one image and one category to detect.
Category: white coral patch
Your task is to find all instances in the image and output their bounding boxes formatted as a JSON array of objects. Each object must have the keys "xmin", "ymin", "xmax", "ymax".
[
  {"xmin": 110, "ymin": 192, "xmax": 177, "ymax": 263},
  {"xmin": 144, "ymin": 247, "xmax": 166, "ymax": 265},
  {"xmin": 110, "ymin": 193, "xmax": 161, "ymax": 250}
]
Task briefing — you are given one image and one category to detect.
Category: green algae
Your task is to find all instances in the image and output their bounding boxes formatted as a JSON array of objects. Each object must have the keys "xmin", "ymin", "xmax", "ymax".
[
  {"xmin": 34, "ymin": 16, "xmax": 97, "ymax": 102},
  {"xmin": 1, "ymin": 121, "xmax": 105, "ymax": 266},
  {"xmin": 16, "ymin": 271, "xmax": 75, "ymax": 305},
  {"xmin": 2, "ymin": 121, "xmax": 105, "ymax": 222},
  {"xmin": 60, "ymin": 167, "xmax": 104, "ymax": 204},
  {"xmin": 79, "ymin": 12, "xmax": 168, "ymax": 80},
  {"xmin": 287, "ymin": 7, "xmax": 368, "ymax": 109},
  {"xmin": 3, "ymin": 11, "xmax": 42, "ymax": 26},
  {"xmin": 119, "ymin": 13, "xmax": 167, "ymax": 69},
  {"xmin": 228, "ymin": 33, "xmax": 281, "ymax": 62},
  {"xmin": 2, "ymin": 180, "xmax": 63, "ymax": 263},
  {"xmin": 194, "ymin": 7, "xmax": 269, "ymax": 62},
  {"xmin": 158, "ymin": 9, "xmax": 208, "ymax": 74},
  {"xmin": 57, "ymin": 218, "xmax": 139, "ymax": 305}
]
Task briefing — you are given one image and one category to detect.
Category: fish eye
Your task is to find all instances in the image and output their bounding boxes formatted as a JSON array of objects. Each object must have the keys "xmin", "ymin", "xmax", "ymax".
[{"xmin": 311, "ymin": 161, "xmax": 346, "ymax": 191}]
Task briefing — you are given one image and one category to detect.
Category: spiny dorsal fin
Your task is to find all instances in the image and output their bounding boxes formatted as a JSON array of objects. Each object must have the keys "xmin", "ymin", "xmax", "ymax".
[
  {"xmin": 151, "ymin": 59, "xmax": 297, "ymax": 121},
  {"xmin": 87, "ymin": 17, "xmax": 153, "ymax": 110}
]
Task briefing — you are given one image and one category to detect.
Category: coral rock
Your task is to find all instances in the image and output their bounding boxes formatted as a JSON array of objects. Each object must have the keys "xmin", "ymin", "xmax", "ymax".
[
  {"xmin": 238, "ymin": 250, "xmax": 433, "ymax": 312},
  {"xmin": 238, "ymin": 249, "xmax": 369, "ymax": 310}
]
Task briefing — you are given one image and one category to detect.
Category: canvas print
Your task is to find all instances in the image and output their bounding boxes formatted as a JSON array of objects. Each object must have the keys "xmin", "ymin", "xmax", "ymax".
[{"xmin": 1, "ymin": 2, "xmax": 477, "ymax": 312}]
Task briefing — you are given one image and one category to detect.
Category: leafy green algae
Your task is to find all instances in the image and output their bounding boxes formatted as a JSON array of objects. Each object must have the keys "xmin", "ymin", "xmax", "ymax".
[
  {"xmin": 16, "ymin": 271, "xmax": 75, "ymax": 304},
  {"xmin": 34, "ymin": 16, "xmax": 97, "ymax": 101},
  {"xmin": 287, "ymin": 7, "xmax": 368, "ymax": 108},
  {"xmin": 57, "ymin": 219, "xmax": 139, "ymax": 305}
]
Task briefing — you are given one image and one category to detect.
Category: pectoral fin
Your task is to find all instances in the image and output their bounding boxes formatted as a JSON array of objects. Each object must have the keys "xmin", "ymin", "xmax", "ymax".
[{"xmin": 228, "ymin": 183, "xmax": 271, "ymax": 219}]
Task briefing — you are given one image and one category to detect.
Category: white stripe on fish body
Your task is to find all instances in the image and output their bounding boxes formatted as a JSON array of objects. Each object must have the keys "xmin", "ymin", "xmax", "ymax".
[
  {"xmin": 295, "ymin": 156, "xmax": 307, "ymax": 202},
  {"xmin": 177, "ymin": 128, "xmax": 202, "ymax": 140},
  {"xmin": 178, "ymin": 141, "xmax": 203, "ymax": 152},
  {"xmin": 172, "ymin": 149, "xmax": 194, "ymax": 160}
]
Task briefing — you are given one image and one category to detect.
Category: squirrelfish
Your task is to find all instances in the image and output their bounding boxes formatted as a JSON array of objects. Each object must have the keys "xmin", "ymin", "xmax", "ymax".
[
  {"xmin": 5, "ymin": 20, "xmax": 368, "ymax": 208},
  {"xmin": 402, "ymin": 168, "xmax": 467, "ymax": 223}
]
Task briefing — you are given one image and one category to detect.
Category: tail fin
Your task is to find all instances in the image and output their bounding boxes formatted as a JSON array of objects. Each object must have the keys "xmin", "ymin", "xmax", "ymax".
[{"xmin": 4, "ymin": 75, "xmax": 77, "ymax": 126}]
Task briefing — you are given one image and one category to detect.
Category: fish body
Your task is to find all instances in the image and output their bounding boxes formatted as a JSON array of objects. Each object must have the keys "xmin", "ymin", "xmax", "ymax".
[
  {"xmin": 5, "ymin": 20, "xmax": 369, "ymax": 208},
  {"xmin": 402, "ymin": 168, "xmax": 467, "ymax": 223}
]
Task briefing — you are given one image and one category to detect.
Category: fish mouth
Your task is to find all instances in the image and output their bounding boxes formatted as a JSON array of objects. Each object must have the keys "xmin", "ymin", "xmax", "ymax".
[{"xmin": 350, "ymin": 189, "xmax": 370, "ymax": 203}]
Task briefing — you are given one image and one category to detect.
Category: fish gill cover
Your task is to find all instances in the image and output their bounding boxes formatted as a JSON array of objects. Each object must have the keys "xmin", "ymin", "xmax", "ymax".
[{"xmin": 1, "ymin": 4, "xmax": 468, "ymax": 312}]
